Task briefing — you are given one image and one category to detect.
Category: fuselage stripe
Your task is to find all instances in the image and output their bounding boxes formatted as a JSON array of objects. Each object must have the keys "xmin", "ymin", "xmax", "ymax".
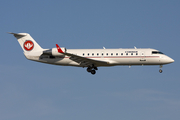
[{"xmin": 62, "ymin": 56, "xmax": 159, "ymax": 59}]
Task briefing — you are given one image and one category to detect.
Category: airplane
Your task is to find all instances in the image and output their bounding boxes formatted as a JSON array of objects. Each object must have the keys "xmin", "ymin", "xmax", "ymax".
[{"xmin": 9, "ymin": 32, "xmax": 174, "ymax": 75}]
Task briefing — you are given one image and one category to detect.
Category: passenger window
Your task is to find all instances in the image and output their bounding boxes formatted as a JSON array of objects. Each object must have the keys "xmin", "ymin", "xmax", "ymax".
[
  {"xmin": 136, "ymin": 53, "xmax": 138, "ymax": 55},
  {"xmin": 102, "ymin": 53, "xmax": 103, "ymax": 56},
  {"xmin": 121, "ymin": 53, "xmax": 123, "ymax": 55},
  {"xmin": 83, "ymin": 53, "xmax": 84, "ymax": 56},
  {"xmin": 126, "ymin": 53, "xmax": 128, "ymax": 55},
  {"xmin": 131, "ymin": 53, "xmax": 133, "ymax": 55},
  {"xmin": 88, "ymin": 53, "xmax": 89, "ymax": 56},
  {"xmin": 92, "ymin": 53, "xmax": 94, "ymax": 56},
  {"xmin": 116, "ymin": 53, "xmax": 118, "ymax": 56},
  {"xmin": 97, "ymin": 53, "xmax": 99, "ymax": 56},
  {"xmin": 111, "ymin": 53, "xmax": 113, "ymax": 56},
  {"xmin": 106, "ymin": 53, "xmax": 108, "ymax": 56}
]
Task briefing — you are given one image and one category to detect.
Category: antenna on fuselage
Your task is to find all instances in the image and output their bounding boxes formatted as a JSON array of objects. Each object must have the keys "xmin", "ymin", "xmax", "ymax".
[
  {"xmin": 103, "ymin": 47, "xmax": 106, "ymax": 49},
  {"xmin": 134, "ymin": 46, "xmax": 137, "ymax": 49}
]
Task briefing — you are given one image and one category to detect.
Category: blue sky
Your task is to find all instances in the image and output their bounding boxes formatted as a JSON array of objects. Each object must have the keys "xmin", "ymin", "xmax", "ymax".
[{"xmin": 1, "ymin": 0, "xmax": 180, "ymax": 120}]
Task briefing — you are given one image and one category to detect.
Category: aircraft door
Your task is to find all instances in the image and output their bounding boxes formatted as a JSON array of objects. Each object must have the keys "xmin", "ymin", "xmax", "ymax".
[{"xmin": 140, "ymin": 51, "xmax": 146, "ymax": 61}]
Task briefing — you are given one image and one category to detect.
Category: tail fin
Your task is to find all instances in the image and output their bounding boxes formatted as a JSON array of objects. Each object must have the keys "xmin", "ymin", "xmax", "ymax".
[{"xmin": 9, "ymin": 32, "xmax": 43, "ymax": 52}]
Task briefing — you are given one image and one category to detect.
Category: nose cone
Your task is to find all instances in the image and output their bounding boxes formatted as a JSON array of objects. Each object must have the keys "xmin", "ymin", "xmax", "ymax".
[
  {"xmin": 165, "ymin": 57, "xmax": 174, "ymax": 64},
  {"xmin": 168, "ymin": 58, "xmax": 174, "ymax": 63},
  {"xmin": 160, "ymin": 56, "xmax": 174, "ymax": 64}
]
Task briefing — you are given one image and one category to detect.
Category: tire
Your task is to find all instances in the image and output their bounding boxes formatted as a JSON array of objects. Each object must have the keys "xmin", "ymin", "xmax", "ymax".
[
  {"xmin": 91, "ymin": 70, "xmax": 96, "ymax": 75},
  {"xmin": 87, "ymin": 67, "xmax": 92, "ymax": 72}
]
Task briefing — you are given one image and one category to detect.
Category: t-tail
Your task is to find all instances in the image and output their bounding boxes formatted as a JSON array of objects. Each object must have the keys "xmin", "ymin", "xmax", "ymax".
[{"xmin": 9, "ymin": 32, "xmax": 44, "ymax": 61}]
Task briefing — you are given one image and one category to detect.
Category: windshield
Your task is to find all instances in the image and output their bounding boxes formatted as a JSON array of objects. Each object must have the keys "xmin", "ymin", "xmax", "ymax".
[{"xmin": 152, "ymin": 51, "xmax": 164, "ymax": 54}]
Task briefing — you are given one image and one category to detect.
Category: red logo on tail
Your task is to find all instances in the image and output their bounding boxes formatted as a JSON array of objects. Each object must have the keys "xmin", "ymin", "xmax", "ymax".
[{"xmin": 24, "ymin": 40, "xmax": 34, "ymax": 51}]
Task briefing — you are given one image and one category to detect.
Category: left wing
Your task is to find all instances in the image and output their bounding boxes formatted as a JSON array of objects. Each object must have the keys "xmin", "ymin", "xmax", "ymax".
[{"xmin": 56, "ymin": 44, "xmax": 109, "ymax": 67}]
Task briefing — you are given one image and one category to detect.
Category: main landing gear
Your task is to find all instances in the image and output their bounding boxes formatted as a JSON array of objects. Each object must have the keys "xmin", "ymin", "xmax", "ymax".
[
  {"xmin": 87, "ymin": 65, "xmax": 98, "ymax": 75},
  {"xmin": 159, "ymin": 65, "xmax": 163, "ymax": 73}
]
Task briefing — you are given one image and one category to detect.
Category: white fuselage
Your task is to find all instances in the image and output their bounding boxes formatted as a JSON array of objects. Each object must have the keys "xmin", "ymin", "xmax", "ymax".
[{"xmin": 25, "ymin": 48, "xmax": 174, "ymax": 67}]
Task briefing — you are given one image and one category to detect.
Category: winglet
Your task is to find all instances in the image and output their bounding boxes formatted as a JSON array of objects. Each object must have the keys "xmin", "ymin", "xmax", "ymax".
[{"xmin": 56, "ymin": 44, "xmax": 64, "ymax": 53}]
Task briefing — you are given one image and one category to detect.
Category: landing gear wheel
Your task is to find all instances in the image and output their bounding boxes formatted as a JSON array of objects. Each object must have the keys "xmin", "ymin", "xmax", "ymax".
[
  {"xmin": 86, "ymin": 65, "xmax": 98, "ymax": 75},
  {"xmin": 94, "ymin": 67, "xmax": 98, "ymax": 70},
  {"xmin": 159, "ymin": 69, "xmax": 163, "ymax": 73},
  {"xmin": 91, "ymin": 70, "xmax": 96, "ymax": 75},
  {"xmin": 87, "ymin": 67, "xmax": 92, "ymax": 72}
]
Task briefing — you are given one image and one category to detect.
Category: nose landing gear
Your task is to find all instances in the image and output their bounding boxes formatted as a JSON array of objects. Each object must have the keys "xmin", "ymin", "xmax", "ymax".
[
  {"xmin": 159, "ymin": 65, "xmax": 163, "ymax": 73},
  {"xmin": 159, "ymin": 69, "xmax": 163, "ymax": 73}
]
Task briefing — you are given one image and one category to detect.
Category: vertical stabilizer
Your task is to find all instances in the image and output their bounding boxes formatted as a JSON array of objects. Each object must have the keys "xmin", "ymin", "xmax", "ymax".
[{"xmin": 9, "ymin": 32, "xmax": 43, "ymax": 53}]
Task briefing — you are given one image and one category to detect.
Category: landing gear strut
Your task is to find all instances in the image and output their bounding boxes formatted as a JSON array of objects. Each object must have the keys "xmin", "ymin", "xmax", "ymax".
[
  {"xmin": 87, "ymin": 65, "xmax": 98, "ymax": 75},
  {"xmin": 159, "ymin": 65, "xmax": 163, "ymax": 73}
]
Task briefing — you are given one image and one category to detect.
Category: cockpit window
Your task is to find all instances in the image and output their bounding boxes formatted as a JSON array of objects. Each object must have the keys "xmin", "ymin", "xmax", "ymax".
[{"xmin": 152, "ymin": 51, "xmax": 164, "ymax": 54}]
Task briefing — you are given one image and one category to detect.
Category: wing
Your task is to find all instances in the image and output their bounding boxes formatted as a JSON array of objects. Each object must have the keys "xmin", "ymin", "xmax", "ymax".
[{"xmin": 56, "ymin": 44, "xmax": 109, "ymax": 67}]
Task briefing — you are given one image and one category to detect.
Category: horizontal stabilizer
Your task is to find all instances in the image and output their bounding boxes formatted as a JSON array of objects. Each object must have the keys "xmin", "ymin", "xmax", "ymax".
[{"xmin": 8, "ymin": 32, "xmax": 27, "ymax": 36}]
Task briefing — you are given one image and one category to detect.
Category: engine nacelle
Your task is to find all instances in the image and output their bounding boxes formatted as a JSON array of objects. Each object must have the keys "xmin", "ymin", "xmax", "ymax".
[
  {"xmin": 52, "ymin": 47, "xmax": 66, "ymax": 56},
  {"xmin": 43, "ymin": 47, "xmax": 66, "ymax": 56}
]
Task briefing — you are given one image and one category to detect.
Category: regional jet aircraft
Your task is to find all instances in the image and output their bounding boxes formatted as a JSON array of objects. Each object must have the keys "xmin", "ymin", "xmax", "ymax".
[{"xmin": 9, "ymin": 33, "xmax": 174, "ymax": 75}]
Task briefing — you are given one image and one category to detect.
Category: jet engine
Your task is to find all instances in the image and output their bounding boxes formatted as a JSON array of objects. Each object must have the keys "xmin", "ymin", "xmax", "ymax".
[{"xmin": 43, "ymin": 47, "xmax": 66, "ymax": 56}]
